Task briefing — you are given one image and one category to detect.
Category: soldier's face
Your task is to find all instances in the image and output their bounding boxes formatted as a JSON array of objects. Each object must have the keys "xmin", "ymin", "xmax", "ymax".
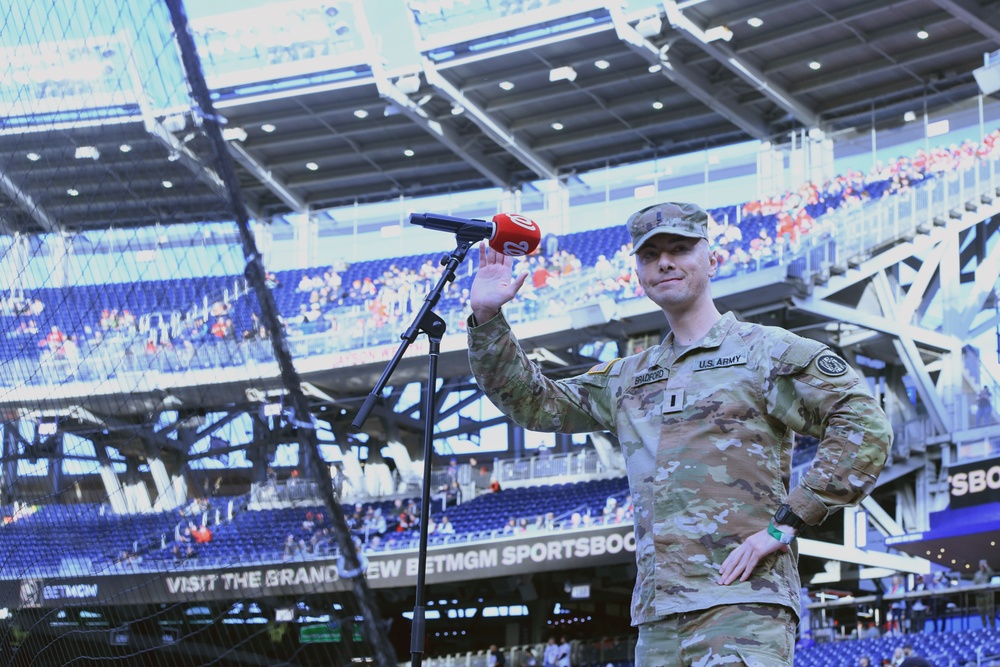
[{"xmin": 634, "ymin": 234, "xmax": 716, "ymax": 312}]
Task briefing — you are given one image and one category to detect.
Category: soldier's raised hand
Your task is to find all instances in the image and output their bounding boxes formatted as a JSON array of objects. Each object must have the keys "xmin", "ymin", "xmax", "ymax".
[{"xmin": 470, "ymin": 243, "xmax": 528, "ymax": 324}]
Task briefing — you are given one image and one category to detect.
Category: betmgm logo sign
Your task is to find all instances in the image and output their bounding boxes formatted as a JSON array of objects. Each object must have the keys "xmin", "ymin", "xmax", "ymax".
[
  {"xmin": 948, "ymin": 456, "xmax": 1000, "ymax": 509},
  {"xmin": 19, "ymin": 579, "xmax": 42, "ymax": 608},
  {"xmin": 19, "ymin": 579, "xmax": 99, "ymax": 607}
]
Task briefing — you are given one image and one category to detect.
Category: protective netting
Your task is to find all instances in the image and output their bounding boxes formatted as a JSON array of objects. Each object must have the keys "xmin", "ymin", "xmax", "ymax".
[{"xmin": 0, "ymin": 1, "xmax": 392, "ymax": 665}]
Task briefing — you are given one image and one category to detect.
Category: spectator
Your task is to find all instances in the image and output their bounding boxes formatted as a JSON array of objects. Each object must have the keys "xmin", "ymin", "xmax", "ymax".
[
  {"xmin": 283, "ymin": 534, "xmax": 300, "ymax": 558},
  {"xmin": 899, "ymin": 644, "xmax": 935, "ymax": 667},
  {"xmin": 28, "ymin": 297, "xmax": 44, "ymax": 316},
  {"xmin": 487, "ymin": 644, "xmax": 505, "ymax": 667},
  {"xmin": 909, "ymin": 574, "xmax": 932, "ymax": 632},
  {"xmin": 543, "ymin": 637, "xmax": 559, "ymax": 667},
  {"xmin": 437, "ymin": 515, "xmax": 455, "ymax": 535},
  {"xmin": 557, "ymin": 636, "xmax": 570, "ymax": 667},
  {"xmin": 172, "ymin": 526, "xmax": 194, "ymax": 559},
  {"xmin": 884, "ymin": 573, "xmax": 908, "ymax": 634},
  {"xmin": 191, "ymin": 523, "xmax": 212, "ymax": 544},
  {"xmin": 858, "ymin": 656, "xmax": 872, "ymax": 667},
  {"xmin": 977, "ymin": 386, "xmax": 993, "ymax": 426},
  {"xmin": 39, "ymin": 325, "xmax": 65, "ymax": 358},
  {"xmin": 928, "ymin": 571, "xmax": 950, "ymax": 632},
  {"xmin": 601, "ymin": 496, "xmax": 617, "ymax": 521},
  {"xmin": 974, "ymin": 559, "xmax": 996, "ymax": 630}
]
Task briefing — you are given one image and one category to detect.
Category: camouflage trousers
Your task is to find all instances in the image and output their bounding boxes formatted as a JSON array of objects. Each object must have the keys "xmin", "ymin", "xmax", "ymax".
[{"xmin": 635, "ymin": 603, "xmax": 795, "ymax": 667}]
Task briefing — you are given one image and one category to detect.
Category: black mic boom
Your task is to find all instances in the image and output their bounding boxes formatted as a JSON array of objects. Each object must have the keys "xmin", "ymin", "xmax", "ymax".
[{"xmin": 409, "ymin": 212, "xmax": 494, "ymax": 243}]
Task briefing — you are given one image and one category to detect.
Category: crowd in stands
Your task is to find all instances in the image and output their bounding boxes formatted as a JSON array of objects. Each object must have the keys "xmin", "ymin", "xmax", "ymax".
[{"xmin": 4, "ymin": 130, "xmax": 1000, "ymax": 377}]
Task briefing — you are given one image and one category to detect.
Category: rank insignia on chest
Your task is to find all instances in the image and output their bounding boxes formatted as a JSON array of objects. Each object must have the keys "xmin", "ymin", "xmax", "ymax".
[
  {"xmin": 633, "ymin": 368, "xmax": 665, "ymax": 387},
  {"xmin": 662, "ymin": 389, "xmax": 684, "ymax": 413}
]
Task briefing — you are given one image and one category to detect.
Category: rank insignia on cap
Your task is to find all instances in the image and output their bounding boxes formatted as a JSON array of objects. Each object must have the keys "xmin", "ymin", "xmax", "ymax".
[
  {"xmin": 587, "ymin": 359, "xmax": 620, "ymax": 375},
  {"xmin": 816, "ymin": 353, "xmax": 849, "ymax": 376}
]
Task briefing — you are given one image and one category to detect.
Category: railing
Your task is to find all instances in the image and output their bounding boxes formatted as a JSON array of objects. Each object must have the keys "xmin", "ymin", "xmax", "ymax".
[
  {"xmin": 249, "ymin": 479, "xmax": 321, "ymax": 505},
  {"xmin": 415, "ymin": 634, "xmax": 636, "ymax": 667},
  {"xmin": 494, "ymin": 448, "xmax": 604, "ymax": 483},
  {"xmin": 828, "ymin": 156, "xmax": 1000, "ymax": 269}
]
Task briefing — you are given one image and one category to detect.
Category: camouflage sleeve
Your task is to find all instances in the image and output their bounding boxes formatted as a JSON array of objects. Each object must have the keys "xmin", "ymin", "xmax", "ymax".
[
  {"xmin": 467, "ymin": 312, "xmax": 616, "ymax": 434},
  {"xmin": 766, "ymin": 334, "xmax": 892, "ymax": 526}
]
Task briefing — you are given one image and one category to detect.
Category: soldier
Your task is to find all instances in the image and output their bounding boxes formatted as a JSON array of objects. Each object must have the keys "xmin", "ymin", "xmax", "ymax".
[{"xmin": 466, "ymin": 202, "xmax": 892, "ymax": 667}]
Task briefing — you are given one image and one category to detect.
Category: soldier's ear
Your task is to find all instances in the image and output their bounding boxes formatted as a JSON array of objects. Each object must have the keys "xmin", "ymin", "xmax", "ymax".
[{"xmin": 707, "ymin": 249, "xmax": 718, "ymax": 277}]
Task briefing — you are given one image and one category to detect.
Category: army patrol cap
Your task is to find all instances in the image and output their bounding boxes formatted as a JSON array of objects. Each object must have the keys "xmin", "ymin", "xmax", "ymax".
[{"xmin": 628, "ymin": 202, "xmax": 709, "ymax": 254}]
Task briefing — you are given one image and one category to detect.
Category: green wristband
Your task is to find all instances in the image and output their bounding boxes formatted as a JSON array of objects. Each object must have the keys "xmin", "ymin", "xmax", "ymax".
[{"xmin": 768, "ymin": 521, "xmax": 795, "ymax": 544}]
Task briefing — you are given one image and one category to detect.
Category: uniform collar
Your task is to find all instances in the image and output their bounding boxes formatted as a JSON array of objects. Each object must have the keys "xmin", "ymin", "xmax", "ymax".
[{"xmin": 655, "ymin": 311, "xmax": 738, "ymax": 366}]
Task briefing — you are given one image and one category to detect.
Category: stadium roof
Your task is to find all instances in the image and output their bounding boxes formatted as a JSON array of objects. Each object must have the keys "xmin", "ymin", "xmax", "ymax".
[{"xmin": 0, "ymin": 0, "xmax": 998, "ymax": 234}]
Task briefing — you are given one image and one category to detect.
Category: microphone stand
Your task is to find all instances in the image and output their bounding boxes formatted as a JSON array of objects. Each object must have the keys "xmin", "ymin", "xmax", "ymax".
[{"xmin": 351, "ymin": 232, "xmax": 479, "ymax": 667}]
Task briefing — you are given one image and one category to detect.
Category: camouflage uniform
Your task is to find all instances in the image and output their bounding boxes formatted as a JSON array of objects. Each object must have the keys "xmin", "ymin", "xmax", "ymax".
[{"xmin": 467, "ymin": 310, "xmax": 891, "ymax": 627}]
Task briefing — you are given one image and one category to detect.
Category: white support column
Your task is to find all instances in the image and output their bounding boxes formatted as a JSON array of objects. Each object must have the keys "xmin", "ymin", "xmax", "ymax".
[
  {"xmin": 757, "ymin": 142, "xmax": 786, "ymax": 200},
  {"xmin": 540, "ymin": 178, "xmax": 570, "ymax": 235},
  {"xmin": 50, "ymin": 232, "xmax": 71, "ymax": 288},
  {"xmin": 122, "ymin": 480, "xmax": 152, "ymax": 513},
  {"xmin": 99, "ymin": 464, "xmax": 129, "ymax": 515},
  {"xmin": 253, "ymin": 220, "xmax": 274, "ymax": 267},
  {"xmin": 148, "ymin": 458, "xmax": 182, "ymax": 512},
  {"xmin": 0, "ymin": 234, "xmax": 29, "ymax": 296},
  {"xmin": 289, "ymin": 212, "xmax": 318, "ymax": 269}
]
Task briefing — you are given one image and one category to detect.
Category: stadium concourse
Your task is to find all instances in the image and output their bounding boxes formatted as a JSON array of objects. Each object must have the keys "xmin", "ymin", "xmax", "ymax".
[{"xmin": 2, "ymin": 1, "xmax": 1000, "ymax": 666}]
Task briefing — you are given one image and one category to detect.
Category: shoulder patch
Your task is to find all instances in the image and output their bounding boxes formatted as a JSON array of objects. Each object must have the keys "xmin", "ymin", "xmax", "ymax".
[
  {"xmin": 587, "ymin": 358, "xmax": 621, "ymax": 375},
  {"xmin": 815, "ymin": 353, "xmax": 849, "ymax": 376}
]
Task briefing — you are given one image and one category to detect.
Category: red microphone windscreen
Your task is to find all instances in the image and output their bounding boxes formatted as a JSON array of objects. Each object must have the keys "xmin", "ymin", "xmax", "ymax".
[{"xmin": 489, "ymin": 213, "xmax": 541, "ymax": 256}]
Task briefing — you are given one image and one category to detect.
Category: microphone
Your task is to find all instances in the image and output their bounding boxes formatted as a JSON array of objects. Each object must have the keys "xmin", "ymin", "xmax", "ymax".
[{"xmin": 409, "ymin": 212, "xmax": 541, "ymax": 256}]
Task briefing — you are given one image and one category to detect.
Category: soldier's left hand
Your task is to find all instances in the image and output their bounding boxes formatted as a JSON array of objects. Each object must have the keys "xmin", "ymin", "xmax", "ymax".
[{"xmin": 718, "ymin": 528, "xmax": 789, "ymax": 585}]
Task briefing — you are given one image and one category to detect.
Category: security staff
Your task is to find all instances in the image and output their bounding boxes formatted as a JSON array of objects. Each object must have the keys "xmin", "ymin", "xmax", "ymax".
[{"xmin": 466, "ymin": 202, "xmax": 892, "ymax": 667}]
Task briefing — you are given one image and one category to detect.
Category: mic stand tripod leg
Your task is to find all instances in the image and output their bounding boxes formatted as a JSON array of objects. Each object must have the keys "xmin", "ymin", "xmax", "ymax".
[{"xmin": 348, "ymin": 240, "xmax": 473, "ymax": 667}]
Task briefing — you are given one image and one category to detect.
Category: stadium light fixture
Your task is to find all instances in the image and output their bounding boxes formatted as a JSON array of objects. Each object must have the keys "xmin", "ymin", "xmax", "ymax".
[
  {"xmin": 26, "ymin": 152, "xmax": 40, "ymax": 161},
  {"xmin": 747, "ymin": 17, "xmax": 763, "ymax": 28},
  {"xmin": 403, "ymin": 148, "xmax": 415, "ymax": 157},
  {"xmin": 162, "ymin": 180, "xmax": 173, "ymax": 189},
  {"xmin": 594, "ymin": 59, "xmax": 610, "ymax": 70},
  {"xmin": 66, "ymin": 188, "xmax": 79, "ymax": 197},
  {"xmin": 903, "ymin": 110, "xmax": 917, "ymax": 122},
  {"xmin": 916, "ymin": 29, "xmax": 929, "ymax": 40},
  {"xmin": 703, "ymin": 25, "xmax": 733, "ymax": 42},
  {"xmin": 549, "ymin": 66, "xmax": 577, "ymax": 83},
  {"xmin": 809, "ymin": 61, "xmax": 822, "ymax": 70},
  {"xmin": 652, "ymin": 100, "xmax": 664, "ymax": 110},
  {"xmin": 260, "ymin": 123, "xmax": 276, "ymax": 133},
  {"xmin": 119, "ymin": 144, "xmax": 132, "ymax": 153},
  {"xmin": 396, "ymin": 73, "xmax": 421, "ymax": 94},
  {"xmin": 221, "ymin": 127, "xmax": 247, "ymax": 142},
  {"xmin": 305, "ymin": 162, "xmax": 319, "ymax": 171},
  {"xmin": 450, "ymin": 104, "xmax": 464, "ymax": 115},
  {"xmin": 551, "ymin": 122, "xmax": 564, "ymax": 131},
  {"xmin": 74, "ymin": 146, "xmax": 100, "ymax": 160},
  {"xmin": 635, "ymin": 15, "xmax": 662, "ymax": 38},
  {"xmin": 354, "ymin": 109, "xmax": 369, "ymax": 119},
  {"xmin": 499, "ymin": 80, "xmax": 515, "ymax": 91}
]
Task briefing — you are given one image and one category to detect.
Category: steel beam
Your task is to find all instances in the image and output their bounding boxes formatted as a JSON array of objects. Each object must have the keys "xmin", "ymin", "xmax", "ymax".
[
  {"xmin": 607, "ymin": 3, "xmax": 770, "ymax": 139},
  {"xmin": 662, "ymin": 1, "xmax": 822, "ymax": 129}
]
